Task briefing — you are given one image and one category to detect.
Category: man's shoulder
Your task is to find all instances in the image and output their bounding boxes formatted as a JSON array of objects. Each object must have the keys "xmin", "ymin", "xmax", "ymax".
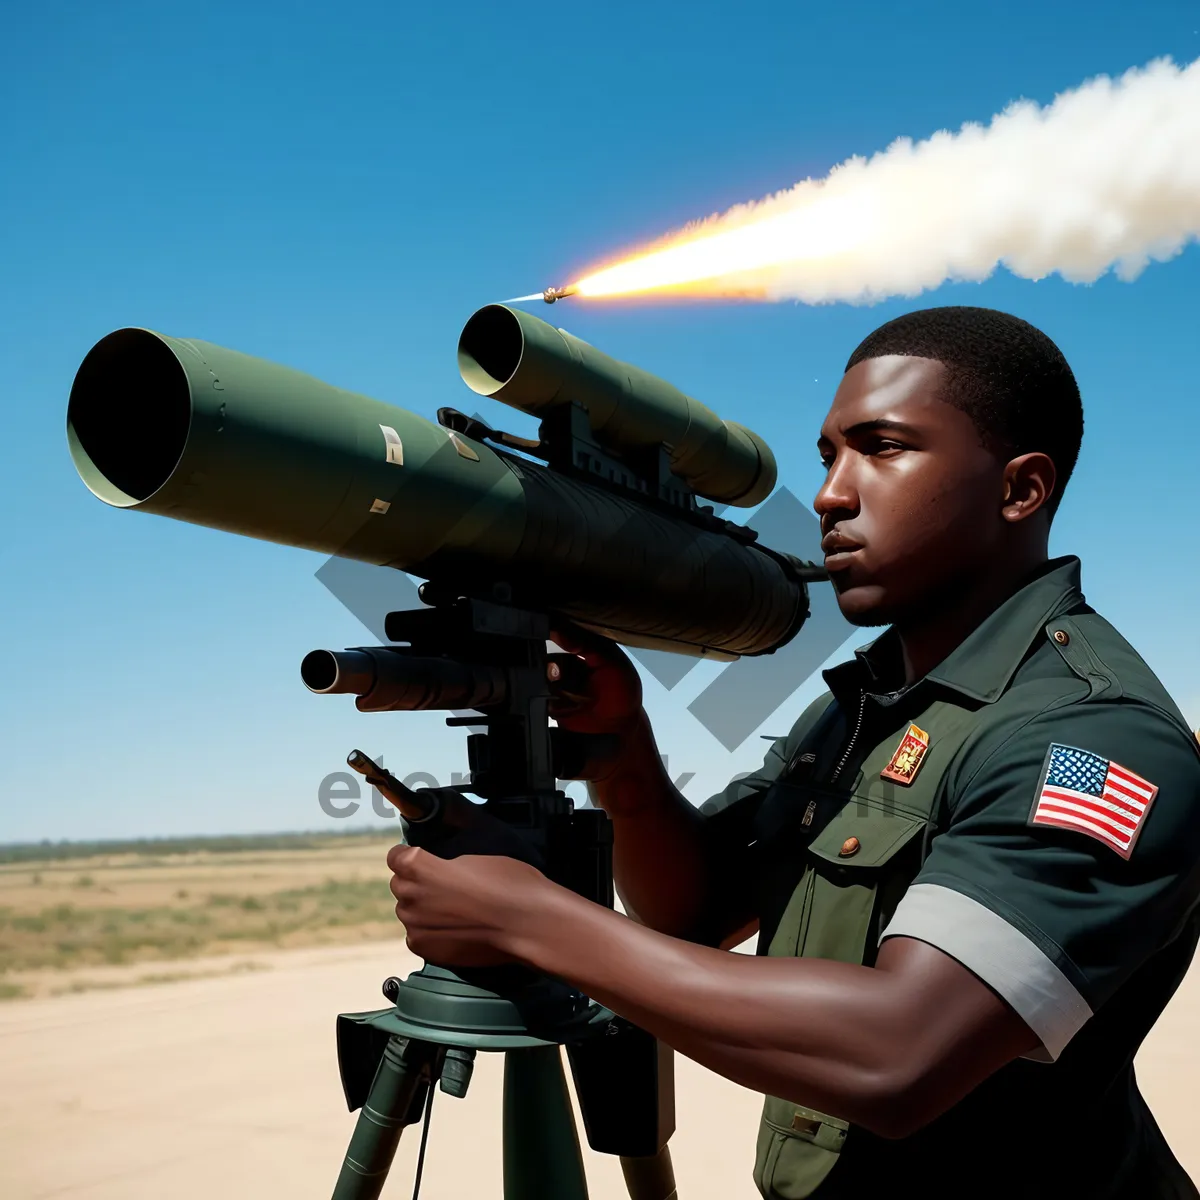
[
  {"xmin": 982, "ymin": 606, "xmax": 1195, "ymax": 741},
  {"xmin": 940, "ymin": 607, "xmax": 1200, "ymax": 817},
  {"xmin": 1063, "ymin": 607, "xmax": 1192, "ymax": 722}
]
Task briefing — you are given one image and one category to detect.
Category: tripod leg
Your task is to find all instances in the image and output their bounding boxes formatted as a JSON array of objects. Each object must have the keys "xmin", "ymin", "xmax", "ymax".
[
  {"xmin": 503, "ymin": 1045, "xmax": 590, "ymax": 1200},
  {"xmin": 332, "ymin": 1036, "xmax": 441, "ymax": 1200},
  {"xmin": 621, "ymin": 1146, "xmax": 679, "ymax": 1200}
]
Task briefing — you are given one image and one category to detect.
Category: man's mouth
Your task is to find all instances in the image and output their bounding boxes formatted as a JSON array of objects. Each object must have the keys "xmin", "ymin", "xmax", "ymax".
[{"xmin": 821, "ymin": 532, "xmax": 864, "ymax": 570}]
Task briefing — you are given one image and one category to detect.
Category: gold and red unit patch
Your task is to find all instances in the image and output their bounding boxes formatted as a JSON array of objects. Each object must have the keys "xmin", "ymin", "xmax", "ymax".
[{"xmin": 881, "ymin": 723, "xmax": 930, "ymax": 785}]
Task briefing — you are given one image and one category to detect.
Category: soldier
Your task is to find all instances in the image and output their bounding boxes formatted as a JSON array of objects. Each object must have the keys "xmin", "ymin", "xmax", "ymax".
[{"xmin": 388, "ymin": 306, "xmax": 1200, "ymax": 1198}]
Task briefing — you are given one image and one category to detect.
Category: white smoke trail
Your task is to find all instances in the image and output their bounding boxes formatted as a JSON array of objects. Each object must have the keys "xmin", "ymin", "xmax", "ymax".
[{"xmin": 574, "ymin": 55, "xmax": 1200, "ymax": 304}]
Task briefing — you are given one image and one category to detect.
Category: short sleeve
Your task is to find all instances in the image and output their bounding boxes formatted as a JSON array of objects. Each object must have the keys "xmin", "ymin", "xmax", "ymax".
[
  {"xmin": 880, "ymin": 702, "xmax": 1200, "ymax": 1060},
  {"xmin": 698, "ymin": 734, "xmax": 788, "ymax": 821},
  {"xmin": 683, "ymin": 734, "xmax": 790, "ymax": 909},
  {"xmin": 689, "ymin": 694, "xmax": 836, "ymax": 944},
  {"xmin": 697, "ymin": 692, "xmax": 834, "ymax": 843}
]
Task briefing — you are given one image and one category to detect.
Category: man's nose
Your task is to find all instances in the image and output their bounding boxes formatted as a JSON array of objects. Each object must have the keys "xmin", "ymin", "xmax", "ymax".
[{"xmin": 814, "ymin": 457, "xmax": 858, "ymax": 520}]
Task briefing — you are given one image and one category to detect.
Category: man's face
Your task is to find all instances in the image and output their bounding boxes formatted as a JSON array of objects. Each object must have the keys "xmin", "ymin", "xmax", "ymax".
[{"xmin": 815, "ymin": 355, "xmax": 1008, "ymax": 627}]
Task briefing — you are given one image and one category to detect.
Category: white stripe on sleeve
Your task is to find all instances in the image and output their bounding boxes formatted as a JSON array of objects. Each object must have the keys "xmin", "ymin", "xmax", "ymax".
[{"xmin": 880, "ymin": 882, "xmax": 1093, "ymax": 1061}]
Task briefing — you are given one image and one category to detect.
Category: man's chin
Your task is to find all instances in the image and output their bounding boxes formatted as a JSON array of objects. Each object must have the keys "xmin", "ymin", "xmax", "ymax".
[{"xmin": 830, "ymin": 579, "xmax": 898, "ymax": 628}]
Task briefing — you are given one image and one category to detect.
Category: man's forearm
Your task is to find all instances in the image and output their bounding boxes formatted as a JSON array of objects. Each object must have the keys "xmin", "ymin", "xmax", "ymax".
[
  {"xmin": 587, "ymin": 710, "xmax": 716, "ymax": 938},
  {"xmin": 511, "ymin": 885, "xmax": 899, "ymax": 1127},
  {"xmin": 505, "ymin": 882, "xmax": 1034, "ymax": 1138}
]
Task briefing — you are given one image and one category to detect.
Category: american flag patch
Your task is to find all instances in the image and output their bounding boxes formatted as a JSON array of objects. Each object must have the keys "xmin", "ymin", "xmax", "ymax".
[{"xmin": 1030, "ymin": 743, "xmax": 1159, "ymax": 859}]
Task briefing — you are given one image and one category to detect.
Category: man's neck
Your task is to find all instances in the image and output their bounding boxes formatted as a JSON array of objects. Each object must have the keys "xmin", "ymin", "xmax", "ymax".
[{"xmin": 895, "ymin": 552, "xmax": 1049, "ymax": 686}]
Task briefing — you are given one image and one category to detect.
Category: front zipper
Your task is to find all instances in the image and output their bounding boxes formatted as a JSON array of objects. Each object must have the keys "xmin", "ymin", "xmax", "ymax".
[{"xmin": 829, "ymin": 692, "xmax": 867, "ymax": 785}]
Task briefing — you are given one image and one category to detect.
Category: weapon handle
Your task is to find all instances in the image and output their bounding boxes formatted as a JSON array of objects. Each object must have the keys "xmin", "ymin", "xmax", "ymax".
[{"xmin": 346, "ymin": 750, "xmax": 438, "ymax": 822}]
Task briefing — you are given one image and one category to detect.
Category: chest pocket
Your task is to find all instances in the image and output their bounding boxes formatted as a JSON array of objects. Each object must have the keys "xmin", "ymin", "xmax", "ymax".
[{"xmin": 753, "ymin": 702, "xmax": 980, "ymax": 1200}]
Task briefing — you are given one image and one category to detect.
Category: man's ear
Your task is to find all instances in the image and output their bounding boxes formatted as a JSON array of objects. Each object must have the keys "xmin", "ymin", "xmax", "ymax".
[{"xmin": 1001, "ymin": 452, "xmax": 1056, "ymax": 523}]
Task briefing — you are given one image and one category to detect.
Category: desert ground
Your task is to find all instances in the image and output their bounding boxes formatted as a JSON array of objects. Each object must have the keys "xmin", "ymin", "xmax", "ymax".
[{"xmin": 1, "ymin": 833, "xmax": 1197, "ymax": 1198}]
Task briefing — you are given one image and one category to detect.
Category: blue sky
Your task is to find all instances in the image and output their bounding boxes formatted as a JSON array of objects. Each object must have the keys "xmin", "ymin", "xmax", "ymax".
[{"xmin": 2, "ymin": 1, "xmax": 1198, "ymax": 843}]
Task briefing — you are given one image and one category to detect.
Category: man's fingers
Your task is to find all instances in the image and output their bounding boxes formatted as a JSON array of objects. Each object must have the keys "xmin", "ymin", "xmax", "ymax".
[
  {"xmin": 547, "ymin": 619, "xmax": 590, "ymax": 653},
  {"xmin": 546, "ymin": 653, "xmax": 593, "ymax": 699},
  {"xmin": 547, "ymin": 697, "xmax": 584, "ymax": 720},
  {"xmin": 548, "ymin": 622, "xmax": 623, "ymax": 667},
  {"xmin": 387, "ymin": 842, "xmax": 422, "ymax": 874}
]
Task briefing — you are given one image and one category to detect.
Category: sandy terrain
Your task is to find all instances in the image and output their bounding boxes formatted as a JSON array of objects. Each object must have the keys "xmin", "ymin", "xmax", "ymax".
[
  {"xmin": 2, "ymin": 936, "xmax": 1197, "ymax": 1200},
  {"xmin": 0, "ymin": 938, "xmax": 765, "ymax": 1199}
]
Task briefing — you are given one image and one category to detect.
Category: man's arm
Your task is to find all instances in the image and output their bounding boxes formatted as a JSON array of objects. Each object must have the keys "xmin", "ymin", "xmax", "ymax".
[
  {"xmin": 390, "ymin": 685, "xmax": 1200, "ymax": 1138},
  {"xmin": 584, "ymin": 707, "xmax": 715, "ymax": 937},
  {"xmin": 387, "ymin": 845, "xmax": 1037, "ymax": 1138},
  {"xmin": 511, "ymin": 889, "xmax": 1039, "ymax": 1138},
  {"xmin": 550, "ymin": 625, "xmax": 758, "ymax": 944}
]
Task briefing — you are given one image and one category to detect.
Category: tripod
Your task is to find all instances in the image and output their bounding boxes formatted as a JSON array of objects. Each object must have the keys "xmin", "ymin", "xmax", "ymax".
[{"xmin": 309, "ymin": 591, "xmax": 678, "ymax": 1200}]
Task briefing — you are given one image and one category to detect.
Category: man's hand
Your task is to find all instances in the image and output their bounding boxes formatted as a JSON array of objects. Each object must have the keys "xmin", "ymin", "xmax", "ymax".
[
  {"xmin": 547, "ymin": 622, "xmax": 719, "ymax": 935},
  {"xmin": 387, "ymin": 844, "xmax": 550, "ymax": 968},
  {"xmin": 400, "ymin": 788, "xmax": 544, "ymax": 869},
  {"xmin": 548, "ymin": 621, "xmax": 644, "ymax": 744}
]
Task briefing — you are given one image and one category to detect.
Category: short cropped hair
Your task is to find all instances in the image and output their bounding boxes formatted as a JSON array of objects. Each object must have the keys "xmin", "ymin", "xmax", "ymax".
[{"xmin": 845, "ymin": 306, "xmax": 1083, "ymax": 516}]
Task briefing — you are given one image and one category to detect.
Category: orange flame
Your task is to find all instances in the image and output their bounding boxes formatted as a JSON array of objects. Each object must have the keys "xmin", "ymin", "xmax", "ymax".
[{"xmin": 568, "ymin": 191, "xmax": 878, "ymax": 300}]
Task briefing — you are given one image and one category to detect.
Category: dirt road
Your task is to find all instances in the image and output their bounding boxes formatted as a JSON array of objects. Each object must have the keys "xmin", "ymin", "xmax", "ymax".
[{"xmin": 2, "ymin": 937, "xmax": 1196, "ymax": 1198}]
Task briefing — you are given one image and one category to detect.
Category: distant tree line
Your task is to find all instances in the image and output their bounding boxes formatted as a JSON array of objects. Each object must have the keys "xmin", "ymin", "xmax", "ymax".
[{"xmin": 0, "ymin": 826, "xmax": 394, "ymax": 864}]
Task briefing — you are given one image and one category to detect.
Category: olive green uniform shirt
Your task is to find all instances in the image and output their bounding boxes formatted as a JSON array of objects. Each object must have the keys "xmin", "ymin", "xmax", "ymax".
[{"xmin": 699, "ymin": 557, "xmax": 1200, "ymax": 1199}]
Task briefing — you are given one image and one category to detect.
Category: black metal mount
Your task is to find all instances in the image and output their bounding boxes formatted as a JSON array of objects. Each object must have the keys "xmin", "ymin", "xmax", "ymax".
[
  {"xmin": 378, "ymin": 586, "xmax": 616, "ymax": 904},
  {"xmin": 330, "ymin": 588, "xmax": 676, "ymax": 1199}
]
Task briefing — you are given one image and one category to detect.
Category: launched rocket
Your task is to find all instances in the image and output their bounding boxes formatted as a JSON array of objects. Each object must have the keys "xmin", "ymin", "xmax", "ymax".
[{"xmin": 541, "ymin": 285, "xmax": 578, "ymax": 304}]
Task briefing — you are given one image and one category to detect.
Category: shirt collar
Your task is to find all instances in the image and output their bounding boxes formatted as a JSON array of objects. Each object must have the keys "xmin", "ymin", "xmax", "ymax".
[{"xmin": 823, "ymin": 556, "xmax": 1086, "ymax": 706}]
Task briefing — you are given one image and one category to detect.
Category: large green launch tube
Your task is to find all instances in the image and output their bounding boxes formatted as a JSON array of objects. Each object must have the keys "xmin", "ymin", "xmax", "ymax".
[{"xmin": 67, "ymin": 326, "xmax": 811, "ymax": 659}]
